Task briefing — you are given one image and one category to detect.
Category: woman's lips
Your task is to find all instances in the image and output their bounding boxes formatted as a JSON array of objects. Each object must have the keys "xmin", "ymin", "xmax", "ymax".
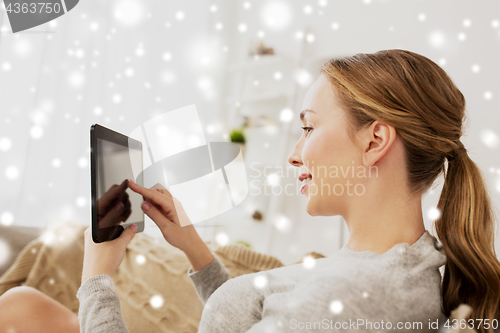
[
  {"xmin": 299, "ymin": 174, "xmax": 312, "ymax": 194},
  {"xmin": 298, "ymin": 173, "xmax": 311, "ymax": 182}
]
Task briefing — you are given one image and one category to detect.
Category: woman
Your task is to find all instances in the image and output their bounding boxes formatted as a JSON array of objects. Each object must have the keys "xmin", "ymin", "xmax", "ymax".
[{"xmin": 1, "ymin": 49, "xmax": 499, "ymax": 332}]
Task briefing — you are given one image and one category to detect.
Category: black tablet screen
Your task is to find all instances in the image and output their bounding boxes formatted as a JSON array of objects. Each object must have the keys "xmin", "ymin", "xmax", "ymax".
[{"xmin": 92, "ymin": 124, "xmax": 144, "ymax": 242}]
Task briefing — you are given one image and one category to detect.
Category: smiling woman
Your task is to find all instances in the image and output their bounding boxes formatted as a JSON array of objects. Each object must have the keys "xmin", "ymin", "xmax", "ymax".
[
  {"xmin": 74, "ymin": 49, "xmax": 497, "ymax": 333},
  {"xmin": 1, "ymin": 49, "xmax": 498, "ymax": 333}
]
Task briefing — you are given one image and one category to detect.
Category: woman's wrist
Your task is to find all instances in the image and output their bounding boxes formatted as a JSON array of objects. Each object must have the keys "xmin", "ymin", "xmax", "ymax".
[
  {"xmin": 81, "ymin": 269, "xmax": 113, "ymax": 285},
  {"xmin": 183, "ymin": 239, "xmax": 214, "ymax": 272}
]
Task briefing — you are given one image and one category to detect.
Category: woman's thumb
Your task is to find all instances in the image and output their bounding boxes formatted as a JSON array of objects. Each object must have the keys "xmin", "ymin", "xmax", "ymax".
[{"xmin": 119, "ymin": 224, "xmax": 137, "ymax": 244}]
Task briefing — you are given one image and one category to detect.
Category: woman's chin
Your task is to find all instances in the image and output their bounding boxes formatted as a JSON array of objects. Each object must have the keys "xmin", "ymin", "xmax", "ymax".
[
  {"xmin": 304, "ymin": 199, "xmax": 320, "ymax": 216},
  {"xmin": 305, "ymin": 194, "xmax": 339, "ymax": 217}
]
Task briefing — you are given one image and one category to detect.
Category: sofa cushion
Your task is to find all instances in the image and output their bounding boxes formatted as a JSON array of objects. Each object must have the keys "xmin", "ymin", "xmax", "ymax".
[{"xmin": 0, "ymin": 225, "xmax": 42, "ymax": 276}]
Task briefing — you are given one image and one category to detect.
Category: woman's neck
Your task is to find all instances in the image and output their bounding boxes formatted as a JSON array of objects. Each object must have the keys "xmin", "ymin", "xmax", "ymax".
[{"xmin": 344, "ymin": 186, "xmax": 426, "ymax": 254}]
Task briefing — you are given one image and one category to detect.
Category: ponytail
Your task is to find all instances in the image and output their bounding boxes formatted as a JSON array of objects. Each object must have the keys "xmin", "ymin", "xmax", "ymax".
[{"xmin": 436, "ymin": 146, "xmax": 500, "ymax": 331}]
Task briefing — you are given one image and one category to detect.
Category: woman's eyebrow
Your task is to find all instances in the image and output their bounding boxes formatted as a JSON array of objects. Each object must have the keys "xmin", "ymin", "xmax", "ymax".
[{"xmin": 299, "ymin": 109, "xmax": 316, "ymax": 121}]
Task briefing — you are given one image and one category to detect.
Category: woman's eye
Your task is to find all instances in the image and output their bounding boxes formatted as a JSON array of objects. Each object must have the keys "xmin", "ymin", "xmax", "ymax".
[{"xmin": 301, "ymin": 126, "xmax": 313, "ymax": 136}]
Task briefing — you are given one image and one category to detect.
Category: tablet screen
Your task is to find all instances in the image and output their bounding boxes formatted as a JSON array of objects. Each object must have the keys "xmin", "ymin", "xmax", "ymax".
[{"xmin": 91, "ymin": 124, "xmax": 144, "ymax": 243}]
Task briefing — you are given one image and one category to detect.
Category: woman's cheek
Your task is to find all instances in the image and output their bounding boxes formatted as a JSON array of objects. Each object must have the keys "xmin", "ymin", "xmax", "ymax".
[{"xmin": 302, "ymin": 135, "xmax": 322, "ymax": 166}]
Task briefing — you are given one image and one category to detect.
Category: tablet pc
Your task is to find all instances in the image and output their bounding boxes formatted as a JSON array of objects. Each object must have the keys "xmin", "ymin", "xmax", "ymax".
[{"xmin": 90, "ymin": 124, "xmax": 144, "ymax": 243}]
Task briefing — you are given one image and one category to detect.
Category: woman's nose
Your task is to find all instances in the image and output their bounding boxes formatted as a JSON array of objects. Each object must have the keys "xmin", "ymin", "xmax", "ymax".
[{"xmin": 288, "ymin": 149, "xmax": 302, "ymax": 167}]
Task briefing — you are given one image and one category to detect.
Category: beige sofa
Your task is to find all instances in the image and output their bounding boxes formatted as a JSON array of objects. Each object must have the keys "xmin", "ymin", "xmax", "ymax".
[{"xmin": 0, "ymin": 223, "xmax": 478, "ymax": 332}]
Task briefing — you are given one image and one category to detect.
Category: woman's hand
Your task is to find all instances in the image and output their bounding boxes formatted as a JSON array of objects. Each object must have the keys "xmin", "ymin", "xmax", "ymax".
[
  {"xmin": 81, "ymin": 224, "xmax": 137, "ymax": 284},
  {"xmin": 128, "ymin": 180, "xmax": 214, "ymax": 271}
]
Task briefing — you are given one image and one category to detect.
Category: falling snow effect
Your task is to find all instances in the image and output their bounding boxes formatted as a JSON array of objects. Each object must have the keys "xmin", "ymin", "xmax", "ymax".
[
  {"xmin": 175, "ymin": 11, "xmax": 185, "ymax": 21},
  {"xmin": 261, "ymin": 1, "xmax": 292, "ymax": 30},
  {"xmin": 238, "ymin": 23, "xmax": 248, "ymax": 33},
  {"xmin": 113, "ymin": 94, "xmax": 123, "ymax": 103},
  {"xmin": 2, "ymin": 62, "xmax": 12, "ymax": 71},
  {"xmin": 215, "ymin": 233, "xmax": 229, "ymax": 246},
  {"xmin": 330, "ymin": 300, "xmax": 343, "ymax": 314},
  {"xmin": 78, "ymin": 157, "xmax": 88, "ymax": 168},
  {"xmin": 94, "ymin": 107, "xmax": 103, "ymax": 115},
  {"xmin": 113, "ymin": 0, "xmax": 145, "ymax": 27},
  {"xmin": 68, "ymin": 71, "xmax": 86, "ymax": 88},
  {"xmin": 90, "ymin": 22, "xmax": 99, "ymax": 31},
  {"xmin": 429, "ymin": 31, "xmax": 446, "ymax": 47},
  {"xmin": 267, "ymin": 173, "xmax": 280, "ymax": 186},
  {"xmin": 52, "ymin": 159, "xmax": 62, "ymax": 168},
  {"xmin": 162, "ymin": 52, "xmax": 173, "ymax": 62},
  {"xmin": 0, "ymin": 137, "xmax": 12, "ymax": 151},
  {"xmin": 76, "ymin": 197, "xmax": 87, "ymax": 207},
  {"xmin": 302, "ymin": 255, "xmax": 316, "ymax": 269},
  {"xmin": 427, "ymin": 207, "xmax": 442, "ymax": 221},
  {"xmin": 136, "ymin": 254, "xmax": 146, "ymax": 265},
  {"xmin": 13, "ymin": 38, "xmax": 32, "ymax": 57},
  {"xmin": 253, "ymin": 274, "xmax": 268, "ymax": 289},
  {"xmin": 0, "ymin": 0, "xmax": 497, "ymax": 262},
  {"xmin": 280, "ymin": 108, "xmax": 293, "ymax": 122},
  {"xmin": 305, "ymin": 33, "xmax": 315, "ymax": 43},
  {"xmin": 30, "ymin": 126, "xmax": 44, "ymax": 139},
  {"xmin": 41, "ymin": 231, "xmax": 56, "ymax": 246},
  {"xmin": 149, "ymin": 295, "xmax": 164, "ymax": 309},
  {"xmin": 5, "ymin": 166, "xmax": 19, "ymax": 180},
  {"xmin": 0, "ymin": 212, "xmax": 14, "ymax": 226},
  {"xmin": 274, "ymin": 215, "xmax": 292, "ymax": 232},
  {"xmin": 481, "ymin": 129, "xmax": 499, "ymax": 148},
  {"xmin": 294, "ymin": 69, "xmax": 313, "ymax": 87}
]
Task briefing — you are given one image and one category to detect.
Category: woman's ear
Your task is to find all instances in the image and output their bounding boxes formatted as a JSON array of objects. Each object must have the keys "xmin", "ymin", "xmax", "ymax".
[{"xmin": 360, "ymin": 120, "xmax": 397, "ymax": 167}]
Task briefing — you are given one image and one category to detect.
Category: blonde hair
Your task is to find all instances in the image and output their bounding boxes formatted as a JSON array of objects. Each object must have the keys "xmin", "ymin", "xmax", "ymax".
[{"xmin": 321, "ymin": 49, "xmax": 500, "ymax": 331}]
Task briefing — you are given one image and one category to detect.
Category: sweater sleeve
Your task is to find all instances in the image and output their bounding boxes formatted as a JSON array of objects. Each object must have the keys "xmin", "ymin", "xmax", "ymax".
[
  {"xmin": 76, "ymin": 275, "xmax": 129, "ymax": 333},
  {"xmin": 187, "ymin": 253, "xmax": 231, "ymax": 305}
]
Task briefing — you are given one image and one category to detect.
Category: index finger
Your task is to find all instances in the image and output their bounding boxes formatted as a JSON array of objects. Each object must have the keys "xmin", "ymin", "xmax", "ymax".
[{"xmin": 128, "ymin": 179, "xmax": 174, "ymax": 211}]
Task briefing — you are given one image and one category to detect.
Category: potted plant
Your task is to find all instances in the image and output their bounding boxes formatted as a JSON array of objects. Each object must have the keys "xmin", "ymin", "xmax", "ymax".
[
  {"xmin": 235, "ymin": 240, "xmax": 252, "ymax": 248},
  {"xmin": 229, "ymin": 127, "xmax": 246, "ymax": 157}
]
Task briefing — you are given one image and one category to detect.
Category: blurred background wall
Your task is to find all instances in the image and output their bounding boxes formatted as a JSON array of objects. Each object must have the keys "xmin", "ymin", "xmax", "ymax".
[{"xmin": 0, "ymin": 0, "xmax": 499, "ymax": 264}]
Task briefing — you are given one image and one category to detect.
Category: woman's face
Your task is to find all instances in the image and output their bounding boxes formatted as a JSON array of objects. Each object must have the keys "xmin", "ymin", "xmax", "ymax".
[{"xmin": 288, "ymin": 74, "xmax": 366, "ymax": 216}]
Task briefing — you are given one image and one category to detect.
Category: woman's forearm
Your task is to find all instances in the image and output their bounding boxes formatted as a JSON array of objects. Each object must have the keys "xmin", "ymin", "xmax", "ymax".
[
  {"xmin": 77, "ymin": 275, "xmax": 130, "ymax": 333},
  {"xmin": 183, "ymin": 238, "xmax": 215, "ymax": 272}
]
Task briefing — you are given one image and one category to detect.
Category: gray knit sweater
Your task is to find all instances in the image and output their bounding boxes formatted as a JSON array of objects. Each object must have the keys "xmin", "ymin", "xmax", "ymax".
[{"xmin": 77, "ymin": 230, "xmax": 447, "ymax": 332}]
